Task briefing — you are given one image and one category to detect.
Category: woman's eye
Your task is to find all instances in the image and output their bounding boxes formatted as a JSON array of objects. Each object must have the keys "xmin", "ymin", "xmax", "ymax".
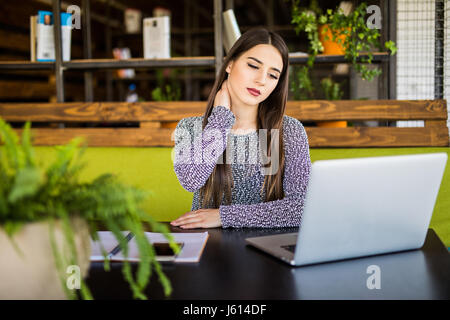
[{"xmin": 248, "ymin": 63, "xmax": 278, "ymax": 80}]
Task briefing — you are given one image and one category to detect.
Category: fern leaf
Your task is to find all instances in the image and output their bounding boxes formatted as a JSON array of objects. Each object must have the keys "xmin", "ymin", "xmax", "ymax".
[{"xmin": 8, "ymin": 167, "xmax": 43, "ymax": 203}]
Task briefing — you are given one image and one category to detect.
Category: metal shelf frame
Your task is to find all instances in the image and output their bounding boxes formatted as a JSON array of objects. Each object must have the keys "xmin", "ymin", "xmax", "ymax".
[
  {"xmin": 0, "ymin": 0, "xmax": 393, "ymax": 102},
  {"xmin": 0, "ymin": 53, "xmax": 390, "ymax": 70}
]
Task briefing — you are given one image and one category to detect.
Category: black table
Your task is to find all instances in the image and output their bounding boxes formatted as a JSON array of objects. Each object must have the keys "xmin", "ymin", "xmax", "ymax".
[{"xmin": 85, "ymin": 225, "xmax": 450, "ymax": 300}]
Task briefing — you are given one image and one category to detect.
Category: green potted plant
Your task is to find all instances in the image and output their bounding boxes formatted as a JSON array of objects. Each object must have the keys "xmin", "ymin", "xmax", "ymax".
[
  {"xmin": 289, "ymin": 65, "xmax": 315, "ymax": 100},
  {"xmin": 317, "ymin": 77, "xmax": 347, "ymax": 127},
  {"xmin": 151, "ymin": 68, "xmax": 182, "ymax": 102},
  {"xmin": 290, "ymin": 0, "xmax": 397, "ymax": 81},
  {"xmin": 0, "ymin": 119, "xmax": 180, "ymax": 300},
  {"xmin": 321, "ymin": 77, "xmax": 344, "ymax": 101},
  {"xmin": 151, "ymin": 68, "xmax": 182, "ymax": 129}
]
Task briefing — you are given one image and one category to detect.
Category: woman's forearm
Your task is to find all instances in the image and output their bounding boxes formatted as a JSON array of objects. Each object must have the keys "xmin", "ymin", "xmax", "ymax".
[{"xmin": 173, "ymin": 106, "xmax": 236, "ymax": 192}]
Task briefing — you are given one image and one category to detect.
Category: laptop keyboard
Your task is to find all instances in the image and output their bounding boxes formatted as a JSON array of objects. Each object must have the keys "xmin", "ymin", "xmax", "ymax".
[{"xmin": 281, "ymin": 244, "xmax": 296, "ymax": 253}]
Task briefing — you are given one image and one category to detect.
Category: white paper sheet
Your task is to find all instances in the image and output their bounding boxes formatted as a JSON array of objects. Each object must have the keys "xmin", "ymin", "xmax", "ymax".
[{"xmin": 90, "ymin": 231, "xmax": 209, "ymax": 263}]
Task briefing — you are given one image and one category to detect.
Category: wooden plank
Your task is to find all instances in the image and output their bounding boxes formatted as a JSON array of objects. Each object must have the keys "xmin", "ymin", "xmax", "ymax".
[
  {"xmin": 2, "ymin": 100, "xmax": 448, "ymax": 147},
  {"xmin": 0, "ymin": 81, "xmax": 84, "ymax": 100},
  {"xmin": 10, "ymin": 126, "xmax": 449, "ymax": 148},
  {"xmin": 304, "ymin": 127, "xmax": 450, "ymax": 147},
  {"xmin": 285, "ymin": 100, "xmax": 448, "ymax": 121},
  {"xmin": 0, "ymin": 101, "xmax": 206, "ymax": 122},
  {"xmin": 14, "ymin": 128, "xmax": 175, "ymax": 147},
  {"xmin": 1, "ymin": 100, "xmax": 447, "ymax": 122},
  {"xmin": 140, "ymin": 122, "xmax": 161, "ymax": 128},
  {"xmin": 424, "ymin": 120, "xmax": 447, "ymax": 127}
]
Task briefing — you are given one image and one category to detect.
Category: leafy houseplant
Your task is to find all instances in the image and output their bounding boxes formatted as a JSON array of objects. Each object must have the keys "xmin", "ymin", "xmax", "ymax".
[
  {"xmin": 151, "ymin": 85, "xmax": 180, "ymax": 102},
  {"xmin": 317, "ymin": 77, "xmax": 347, "ymax": 128},
  {"xmin": 152, "ymin": 68, "xmax": 182, "ymax": 129},
  {"xmin": 290, "ymin": 0, "xmax": 397, "ymax": 81},
  {"xmin": 0, "ymin": 119, "xmax": 180, "ymax": 300},
  {"xmin": 289, "ymin": 68, "xmax": 345, "ymax": 102},
  {"xmin": 290, "ymin": 0, "xmax": 325, "ymax": 69},
  {"xmin": 320, "ymin": 77, "xmax": 343, "ymax": 100},
  {"xmin": 151, "ymin": 68, "xmax": 182, "ymax": 102},
  {"xmin": 289, "ymin": 65, "xmax": 314, "ymax": 100}
]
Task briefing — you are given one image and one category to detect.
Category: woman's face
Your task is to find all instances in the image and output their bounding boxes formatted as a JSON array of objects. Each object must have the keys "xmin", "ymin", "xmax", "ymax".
[{"xmin": 225, "ymin": 44, "xmax": 283, "ymax": 108}]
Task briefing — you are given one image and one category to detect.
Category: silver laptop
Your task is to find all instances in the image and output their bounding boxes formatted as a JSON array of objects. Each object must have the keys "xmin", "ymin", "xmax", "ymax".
[{"xmin": 245, "ymin": 153, "xmax": 448, "ymax": 266}]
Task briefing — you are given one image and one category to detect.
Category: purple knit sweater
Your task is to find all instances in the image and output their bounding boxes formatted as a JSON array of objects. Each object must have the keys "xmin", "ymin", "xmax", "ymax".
[{"xmin": 173, "ymin": 106, "xmax": 311, "ymax": 228}]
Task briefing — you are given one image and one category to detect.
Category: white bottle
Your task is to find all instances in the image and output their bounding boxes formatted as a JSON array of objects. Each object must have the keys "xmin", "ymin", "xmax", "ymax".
[{"xmin": 126, "ymin": 84, "xmax": 139, "ymax": 102}]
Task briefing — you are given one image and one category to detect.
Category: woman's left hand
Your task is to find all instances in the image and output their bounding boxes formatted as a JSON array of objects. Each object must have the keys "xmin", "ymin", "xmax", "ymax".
[{"xmin": 170, "ymin": 209, "xmax": 222, "ymax": 229}]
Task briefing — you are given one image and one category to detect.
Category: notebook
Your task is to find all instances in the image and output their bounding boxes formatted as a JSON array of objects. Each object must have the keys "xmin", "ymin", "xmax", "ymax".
[{"xmin": 90, "ymin": 231, "xmax": 209, "ymax": 263}]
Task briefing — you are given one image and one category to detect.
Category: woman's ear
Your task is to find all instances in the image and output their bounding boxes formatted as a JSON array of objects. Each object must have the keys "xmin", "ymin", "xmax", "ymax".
[{"xmin": 225, "ymin": 61, "xmax": 233, "ymax": 74}]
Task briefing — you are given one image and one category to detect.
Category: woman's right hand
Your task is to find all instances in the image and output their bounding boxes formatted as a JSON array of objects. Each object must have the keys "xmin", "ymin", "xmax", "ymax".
[{"xmin": 213, "ymin": 79, "xmax": 231, "ymax": 110}]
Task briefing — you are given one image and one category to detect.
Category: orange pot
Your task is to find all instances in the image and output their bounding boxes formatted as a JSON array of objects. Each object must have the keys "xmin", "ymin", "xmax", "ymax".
[
  {"xmin": 319, "ymin": 24, "xmax": 348, "ymax": 55},
  {"xmin": 316, "ymin": 121, "xmax": 348, "ymax": 128},
  {"xmin": 161, "ymin": 121, "xmax": 178, "ymax": 129}
]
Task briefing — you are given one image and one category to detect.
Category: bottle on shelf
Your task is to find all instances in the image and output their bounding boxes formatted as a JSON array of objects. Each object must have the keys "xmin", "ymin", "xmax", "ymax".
[{"xmin": 126, "ymin": 83, "xmax": 139, "ymax": 102}]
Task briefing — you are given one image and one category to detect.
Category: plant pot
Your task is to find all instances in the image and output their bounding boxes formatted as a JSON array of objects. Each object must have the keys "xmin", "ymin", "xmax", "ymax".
[
  {"xmin": 319, "ymin": 24, "xmax": 348, "ymax": 55},
  {"xmin": 161, "ymin": 121, "xmax": 178, "ymax": 129},
  {"xmin": 316, "ymin": 120, "xmax": 348, "ymax": 128},
  {"xmin": 0, "ymin": 216, "xmax": 91, "ymax": 299}
]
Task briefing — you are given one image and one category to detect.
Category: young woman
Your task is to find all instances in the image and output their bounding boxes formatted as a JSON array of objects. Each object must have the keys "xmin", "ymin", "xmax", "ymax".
[{"xmin": 171, "ymin": 27, "xmax": 311, "ymax": 229}]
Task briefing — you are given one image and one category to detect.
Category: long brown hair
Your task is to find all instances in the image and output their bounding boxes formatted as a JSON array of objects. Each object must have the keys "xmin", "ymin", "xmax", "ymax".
[{"xmin": 199, "ymin": 27, "xmax": 289, "ymax": 209}]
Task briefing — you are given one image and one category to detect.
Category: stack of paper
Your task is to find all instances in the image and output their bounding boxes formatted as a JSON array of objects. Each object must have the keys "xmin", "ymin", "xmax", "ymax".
[{"xmin": 90, "ymin": 231, "xmax": 209, "ymax": 263}]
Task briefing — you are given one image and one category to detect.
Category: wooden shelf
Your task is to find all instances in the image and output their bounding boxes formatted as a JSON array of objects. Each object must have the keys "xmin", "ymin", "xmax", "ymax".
[
  {"xmin": 0, "ymin": 52, "xmax": 390, "ymax": 71},
  {"xmin": 0, "ymin": 61, "xmax": 54, "ymax": 70},
  {"xmin": 293, "ymin": 52, "xmax": 390, "ymax": 64},
  {"xmin": 112, "ymin": 72, "xmax": 216, "ymax": 82},
  {"xmin": 64, "ymin": 57, "xmax": 215, "ymax": 70}
]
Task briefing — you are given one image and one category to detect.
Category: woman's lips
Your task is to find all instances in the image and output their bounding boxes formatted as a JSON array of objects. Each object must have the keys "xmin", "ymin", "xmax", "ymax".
[{"xmin": 247, "ymin": 88, "xmax": 261, "ymax": 96}]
